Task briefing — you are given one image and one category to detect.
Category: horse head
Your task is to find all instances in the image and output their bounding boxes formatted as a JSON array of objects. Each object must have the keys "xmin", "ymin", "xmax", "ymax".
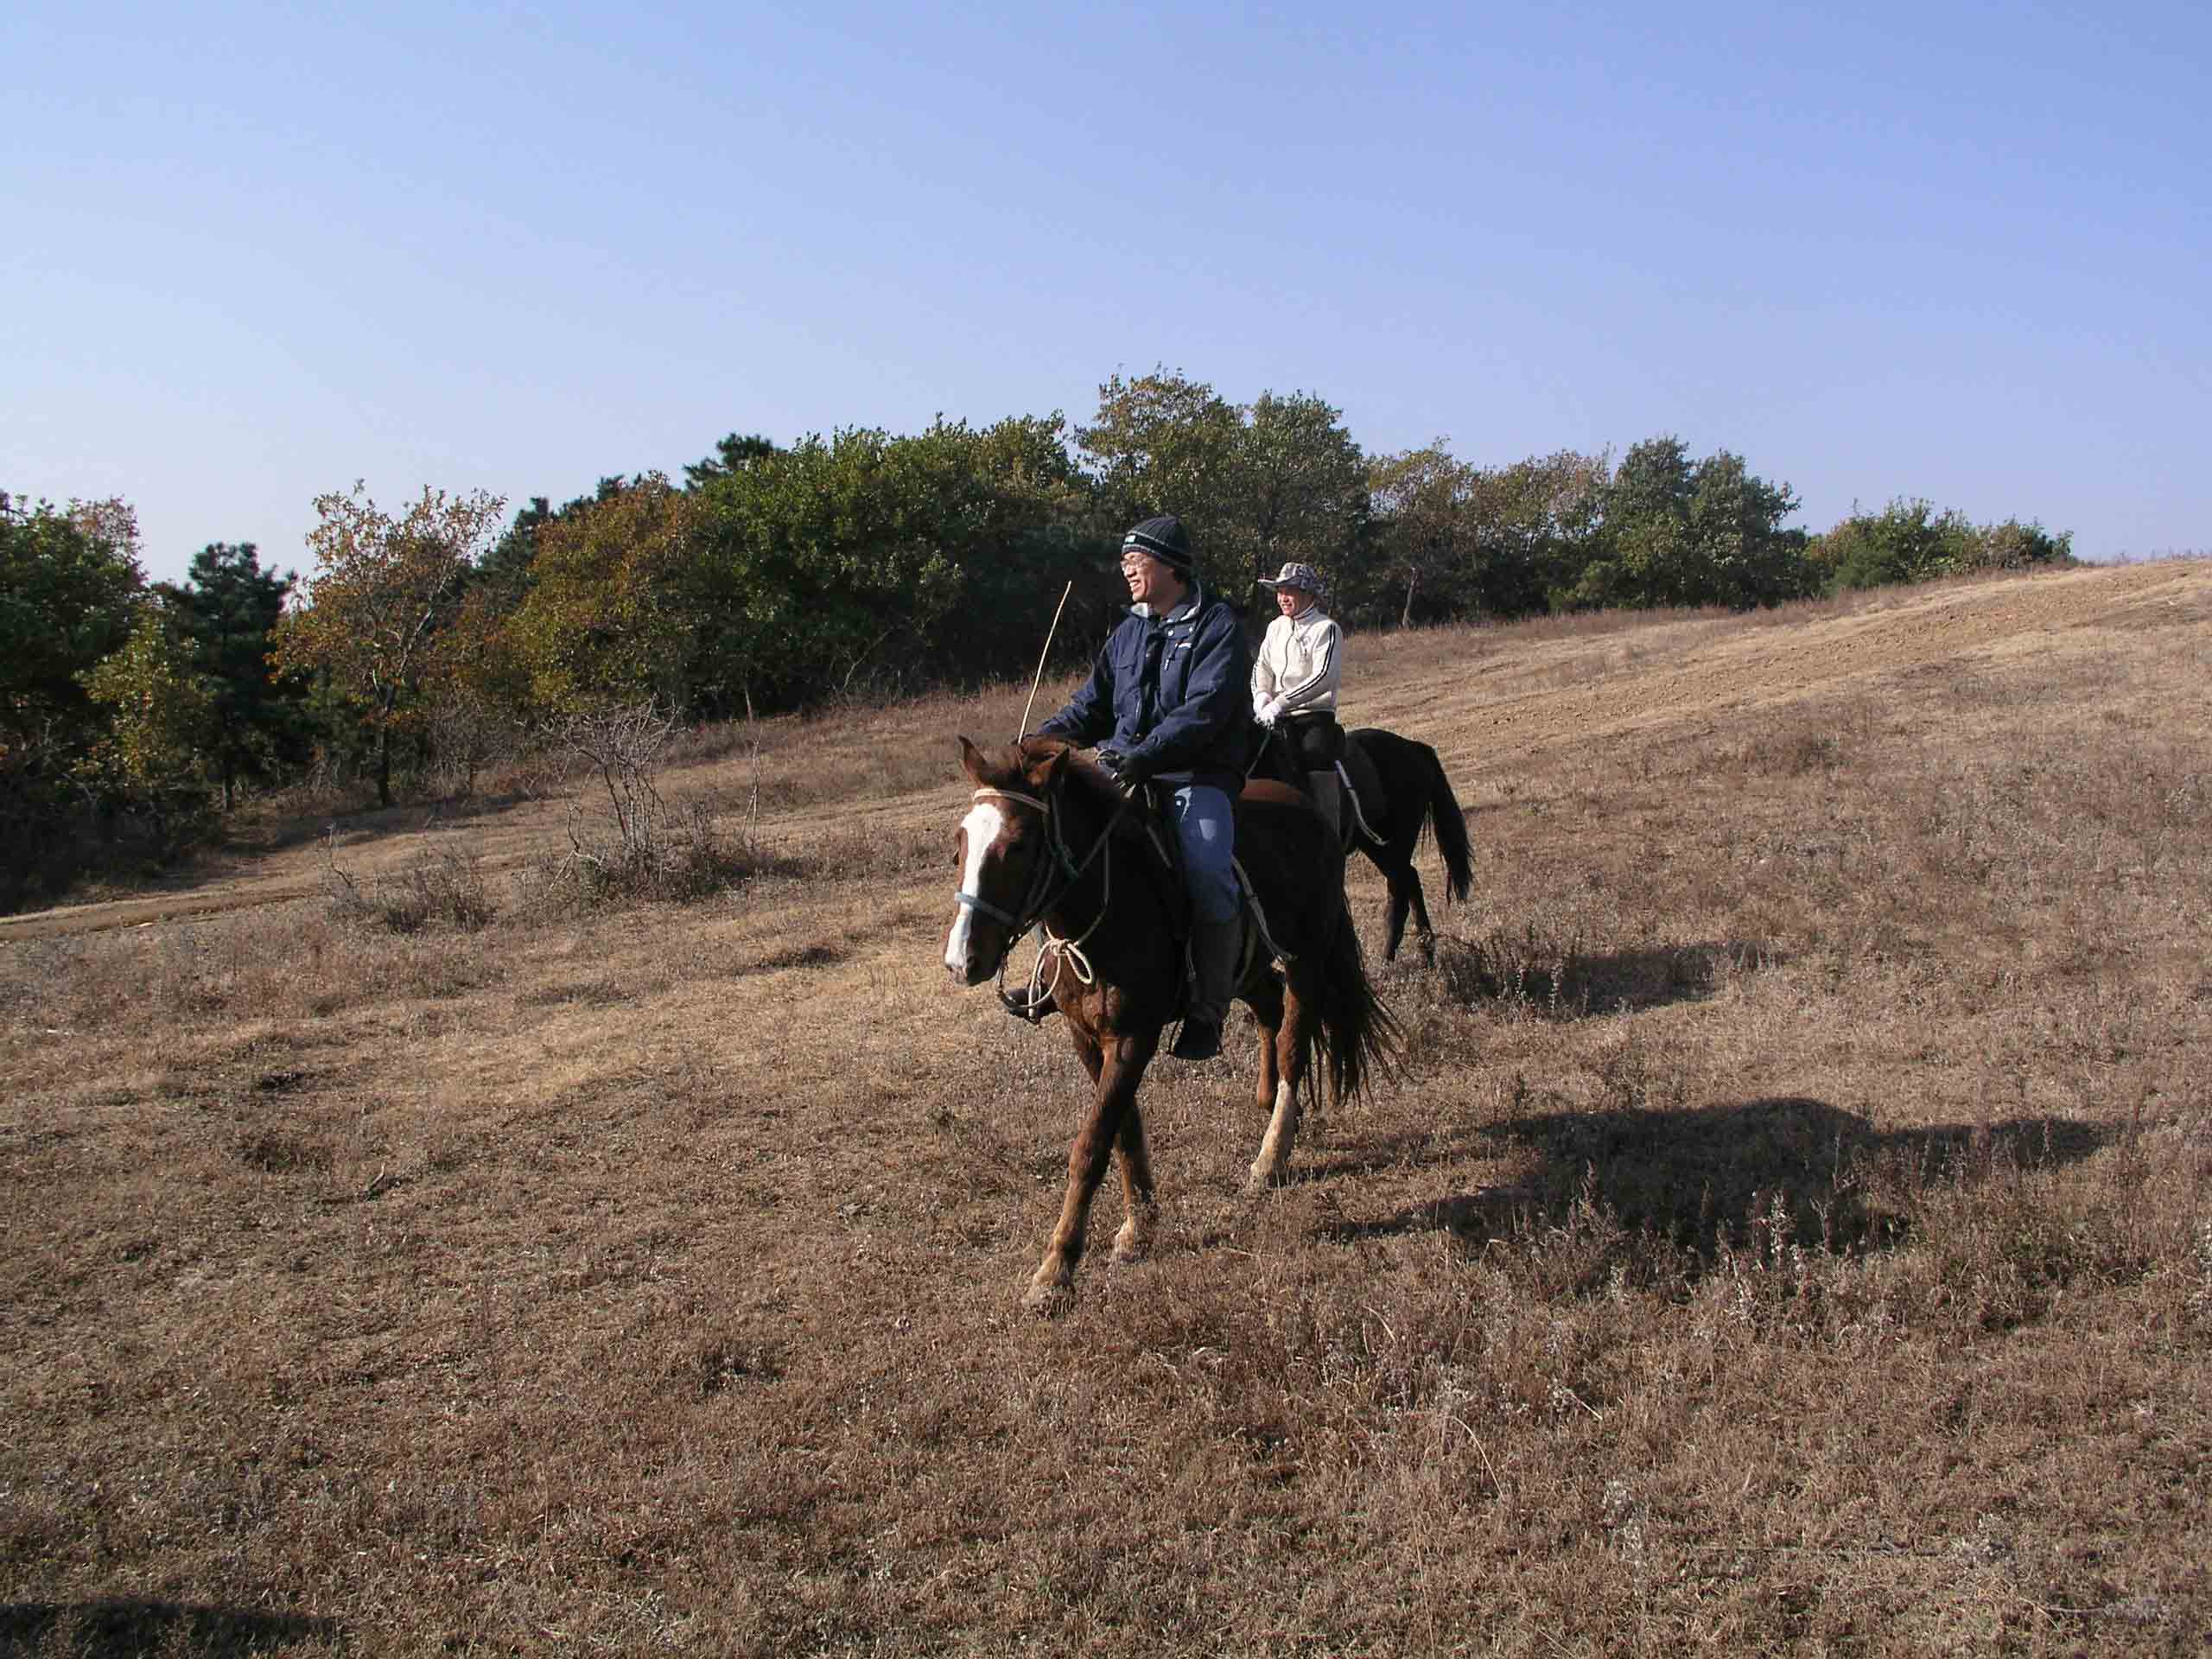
[{"xmin": 943, "ymin": 735, "xmax": 1077, "ymax": 985}]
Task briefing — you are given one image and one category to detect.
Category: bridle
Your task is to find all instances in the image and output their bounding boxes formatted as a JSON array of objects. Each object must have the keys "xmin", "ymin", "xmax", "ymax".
[{"xmin": 956, "ymin": 777, "xmax": 1129, "ymax": 1020}]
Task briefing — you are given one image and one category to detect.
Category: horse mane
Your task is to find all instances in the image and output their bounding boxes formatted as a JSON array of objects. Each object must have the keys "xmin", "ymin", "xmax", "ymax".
[
  {"xmin": 976, "ymin": 736, "xmax": 1177, "ymax": 875},
  {"xmin": 995, "ymin": 736, "xmax": 1122, "ymax": 816}
]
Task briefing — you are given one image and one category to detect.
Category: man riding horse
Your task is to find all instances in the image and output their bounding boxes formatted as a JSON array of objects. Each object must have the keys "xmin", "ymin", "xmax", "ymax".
[{"xmin": 1031, "ymin": 516, "xmax": 1252, "ymax": 1063}]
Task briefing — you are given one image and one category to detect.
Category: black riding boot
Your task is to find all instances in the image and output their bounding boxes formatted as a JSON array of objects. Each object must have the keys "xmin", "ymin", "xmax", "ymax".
[
  {"xmin": 1306, "ymin": 768, "xmax": 1343, "ymax": 843},
  {"xmin": 1170, "ymin": 916, "xmax": 1242, "ymax": 1061}
]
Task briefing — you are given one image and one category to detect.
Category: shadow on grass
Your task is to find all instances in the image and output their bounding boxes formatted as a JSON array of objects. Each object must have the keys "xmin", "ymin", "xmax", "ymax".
[
  {"xmin": 1424, "ymin": 936, "xmax": 1783, "ymax": 1020},
  {"xmin": 0, "ymin": 1599, "xmax": 342, "ymax": 1656},
  {"xmin": 1320, "ymin": 1096, "xmax": 2110, "ymax": 1261}
]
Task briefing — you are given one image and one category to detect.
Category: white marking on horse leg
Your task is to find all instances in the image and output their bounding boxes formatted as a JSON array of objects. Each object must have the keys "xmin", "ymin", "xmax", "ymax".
[
  {"xmin": 1112, "ymin": 1199, "xmax": 1158, "ymax": 1264},
  {"xmin": 943, "ymin": 801, "xmax": 1007, "ymax": 976},
  {"xmin": 1248, "ymin": 1077, "xmax": 1300, "ymax": 1192}
]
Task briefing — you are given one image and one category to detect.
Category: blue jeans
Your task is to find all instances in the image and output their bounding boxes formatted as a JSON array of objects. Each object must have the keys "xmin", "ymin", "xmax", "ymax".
[{"xmin": 1171, "ymin": 785, "xmax": 1239, "ymax": 925}]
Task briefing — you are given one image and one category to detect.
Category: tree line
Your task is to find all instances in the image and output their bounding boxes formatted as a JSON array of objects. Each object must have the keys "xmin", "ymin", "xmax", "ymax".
[{"xmin": 2, "ymin": 368, "xmax": 2072, "ymax": 909}]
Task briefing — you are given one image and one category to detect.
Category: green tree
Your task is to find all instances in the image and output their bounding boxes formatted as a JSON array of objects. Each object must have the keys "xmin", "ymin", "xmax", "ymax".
[
  {"xmin": 1811, "ymin": 499, "xmax": 1974, "ymax": 591},
  {"xmin": 1810, "ymin": 500, "xmax": 2075, "ymax": 592},
  {"xmin": 1468, "ymin": 450, "xmax": 1610, "ymax": 619},
  {"xmin": 897, "ymin": 414, "xmax": 1113, "ymax": 686},
  {"xmin": 272, "ymin": 483, "xmax": 506, "ymax": 805},
  {"xmin": 160, "ymin": 543, "xmax": 302, "ymax": 807},
  {"xmin": 1970, "ymin": 518, "xmax": 2074, "ymax": 571},
  {"xmin": 684, "ymin": 426, "xmax": 977, "ymax": 712},
  {"xmin": 1563, "ymin": 438, "xmax": 1809, "ymax": 611},
  {"xmin": 1229, "ymin": 391, "xmax": 1368, "ymax": 591},
  {"xmin": 683, "ymin": 433, "xmax": 780, "ymax": 489},
  {"xmin": 1359, "ymin": 442, "xmax": 1478, "ymax": 627},
  {"xmin": 477, "ymin": 476, "xmax": 630, "ymax": 613},
  {"xmin": 0, "ymin": 491, "xmax": 147, "ymax": 766},
  {"xmin": 508, "ymin": 475, "xmax": 699, "ymax": 715},
  {"xmin": 506, "ymin": 418, "xmax": 1103, "ymax": 721},
  {"xmin": 1076, "ymin": 369, "xmax": 1243, "ymax": 589},
  {"xmin": 78, "ymin": 600, "xmax": 216, "ymax": 853}
]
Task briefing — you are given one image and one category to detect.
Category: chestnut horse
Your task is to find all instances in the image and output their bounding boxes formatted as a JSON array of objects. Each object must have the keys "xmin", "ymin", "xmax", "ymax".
[{"xmin": 944, "ymin": 735, "xmax": 1398, "ymax": 1313}]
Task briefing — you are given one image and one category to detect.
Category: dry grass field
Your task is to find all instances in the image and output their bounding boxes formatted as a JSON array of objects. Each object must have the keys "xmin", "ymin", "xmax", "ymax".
[{"xmin": 3, "ymin": 559, "xmax": 2209, "ymax": 1656}]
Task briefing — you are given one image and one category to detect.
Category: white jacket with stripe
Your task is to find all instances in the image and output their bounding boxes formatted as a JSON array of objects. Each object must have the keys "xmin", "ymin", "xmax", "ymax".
[{"xmin": 1251, "ymin": 604, "xmax": 1342, "ymax": 719}]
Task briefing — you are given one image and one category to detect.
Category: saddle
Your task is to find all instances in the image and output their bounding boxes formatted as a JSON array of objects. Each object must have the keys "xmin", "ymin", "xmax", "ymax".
[
  {"xmin": 1263, "ymin": 723, "xmax": 1383, "ymax": 846},
  {"xmin": 1127, "ymin": 782, "xmax": 1287, "ymax": 1000}
]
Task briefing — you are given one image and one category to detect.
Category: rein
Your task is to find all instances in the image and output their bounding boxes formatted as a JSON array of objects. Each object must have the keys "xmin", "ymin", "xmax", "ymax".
[{"xmin": 957, "ymin": 779, "xmax": 1131, "ymax": 1021}]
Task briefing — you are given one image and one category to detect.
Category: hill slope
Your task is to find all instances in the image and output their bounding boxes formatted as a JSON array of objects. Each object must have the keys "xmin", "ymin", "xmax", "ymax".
[
  {"xmin": 4, "ymin": 557, "xmax": 2209, "ymax": 1655},
  {"xmin": 7, "ymin": 557, "xmax": 2206, "ymax": 942}
]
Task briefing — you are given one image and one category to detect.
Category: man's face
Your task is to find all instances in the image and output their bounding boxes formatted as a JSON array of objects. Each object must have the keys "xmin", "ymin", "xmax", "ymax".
[
  {"xmin": 1122, "ymin": 550, "xmax": 1184, "ymax": 609},
  {"xmin": 1276, "ymin": 586, "xmax": 1313, "ymax": 618}
]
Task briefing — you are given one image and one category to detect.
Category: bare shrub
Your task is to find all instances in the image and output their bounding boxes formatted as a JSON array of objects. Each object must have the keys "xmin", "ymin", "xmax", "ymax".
[
  {"xmin": 324, "ymin": 836, "xmax": 498, "ymax": 932},
  {"xmin": 517, "ymin": 702, "xmax": 777, "ymax": 910},
  {"xmin": 422, "ymin": 696, "xmax": 524, "ymax": 801},
  {"xmin": 1432, "ymin": 919, "xmax": 1595, "ymax": 1017}
]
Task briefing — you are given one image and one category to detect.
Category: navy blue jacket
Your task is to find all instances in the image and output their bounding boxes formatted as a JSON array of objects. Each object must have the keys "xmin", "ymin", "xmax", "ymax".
[{"xmin": 1038, "ymin": 585, "xmax": 1254, "ymax": 792}]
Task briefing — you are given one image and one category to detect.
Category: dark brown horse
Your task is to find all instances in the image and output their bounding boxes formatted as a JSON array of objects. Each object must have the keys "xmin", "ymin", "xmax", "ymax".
[
  {"xmin": 1250, "ymin": 724, "xmax": 1475, "ymax": 963},
  {"xmin": 944, "ymin": 735, "xmax": 1398, "ymax": 1313}
]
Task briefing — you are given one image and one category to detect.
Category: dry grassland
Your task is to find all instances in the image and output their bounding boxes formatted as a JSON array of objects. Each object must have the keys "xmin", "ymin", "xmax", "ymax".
[{"xmin": 3, "ymin": 560, "xmax": 2209, "ymax": 1656}]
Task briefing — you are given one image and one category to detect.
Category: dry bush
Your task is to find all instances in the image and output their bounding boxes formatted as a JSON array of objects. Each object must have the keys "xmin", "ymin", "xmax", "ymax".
[
  {"xmin": 517, "ymin": 795, "xmax": 765, "ymax": 912},
  {"xmin": 515, "ymin": 702, "xmax": 784, "ymax": 911},
  {"xmin": 324, "ymin": 838, "xmax": 499, "ymax": 933}
]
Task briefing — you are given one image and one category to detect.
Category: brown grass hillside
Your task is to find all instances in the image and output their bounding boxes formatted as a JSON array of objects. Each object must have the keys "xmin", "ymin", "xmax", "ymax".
[{"xmin": 3, "ymin": 559, "xmax": 2209, "ymax": 1656}]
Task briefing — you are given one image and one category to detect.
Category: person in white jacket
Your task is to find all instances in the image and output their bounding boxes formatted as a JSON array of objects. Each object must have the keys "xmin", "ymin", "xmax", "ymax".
[{"xmin": 1251, "ymin": 562, "xmax": 1346, "ymax": 837}]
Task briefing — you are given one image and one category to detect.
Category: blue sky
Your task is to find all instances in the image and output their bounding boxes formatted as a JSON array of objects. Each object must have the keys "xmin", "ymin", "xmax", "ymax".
[{"xmin": 6, "ymin": 2, "xmax": 2205, "ymax": 586}]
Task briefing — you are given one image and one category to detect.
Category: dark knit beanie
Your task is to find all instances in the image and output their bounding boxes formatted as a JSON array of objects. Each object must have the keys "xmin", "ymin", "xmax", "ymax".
[{"xmin": 1122, "ymin": 516, "xmax": 1194, "ymax": 575}]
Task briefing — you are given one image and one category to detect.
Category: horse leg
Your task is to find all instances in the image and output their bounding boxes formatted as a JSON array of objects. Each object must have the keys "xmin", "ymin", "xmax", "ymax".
[
  {"xmin": 1376, "ymin": 855, "xmax": 1414, "ymax": 963},
  {"xmin": 1110, "ymin": 1107, "xmax": 1159, "ymax": 1265},
  {"xmin": 1372, "ymin": 825, "xmax": 1437, "ymax": 965},
  {"xmin": 1245, "ymin": 974, "xmax": 1284, "ymax": 1115},
  {"xmin": 1064, "ymin": 1033, "xmax": 1155, "ymax": 1265},
  {"xmin": 1402, "ymin": 860, "xmax": 1438, "ymax": 965},
  {"xmin": 1249, "ymin": 991, "xmax": 1311, "ymax": 1192},
  {"xmin": 1027, "ymin": 1029, "xmax": 1158, "ymax": 1313}
]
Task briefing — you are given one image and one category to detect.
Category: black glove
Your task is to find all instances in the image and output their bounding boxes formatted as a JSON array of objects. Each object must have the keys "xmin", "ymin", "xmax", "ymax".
[
  {"xmin": 1095, "ymin": 747, "xmax": 1126, "ymax": 777},
  {"xmin": 1116, "ymin": 750, "xmax": 1158, "ymax": 790}
]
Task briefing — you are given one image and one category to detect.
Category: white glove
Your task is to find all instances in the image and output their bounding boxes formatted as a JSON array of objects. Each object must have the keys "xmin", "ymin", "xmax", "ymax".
[{"xmin": 1254, "ymin": 699, "xmax": 1278, "ymax": 728}]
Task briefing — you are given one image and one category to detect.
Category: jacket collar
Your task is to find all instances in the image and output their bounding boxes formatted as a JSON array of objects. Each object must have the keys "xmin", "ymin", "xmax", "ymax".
[{"xmin": 1132, "ymin": 582, "xmax": 1205, "ymax": 625}]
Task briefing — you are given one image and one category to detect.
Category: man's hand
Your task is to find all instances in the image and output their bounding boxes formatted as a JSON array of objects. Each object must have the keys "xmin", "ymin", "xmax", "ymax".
[
  {"xmin": 1114, "ymin": 750, "xmax": 1157, "ymax": 796},
  {"xmin": 1255, "ymin": 698, "xmax": 1281, "ymax": 727},
  {"xmin": 1095, "ymin": 747, "xmax": 1126, "ymax": 777}
]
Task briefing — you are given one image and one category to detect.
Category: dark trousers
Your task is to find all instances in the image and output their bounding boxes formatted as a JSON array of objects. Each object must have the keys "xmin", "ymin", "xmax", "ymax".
[{"xmin": 1278, "ymin": 711, "xmax": 1344, "ymax": 770}]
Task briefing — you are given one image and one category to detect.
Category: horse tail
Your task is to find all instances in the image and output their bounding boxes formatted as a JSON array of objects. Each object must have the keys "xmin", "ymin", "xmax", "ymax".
[
  {"xmin": 1418, "ymin": 742, "xmax": 1475, "ymax": 906},
  {"xmin": 1313, "ymin": 902, "xmax": 1403, "ymax": 1109}
]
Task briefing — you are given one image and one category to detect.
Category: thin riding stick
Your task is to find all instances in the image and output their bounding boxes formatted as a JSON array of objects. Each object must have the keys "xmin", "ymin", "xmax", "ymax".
[{"xmin": 1016, "ymin": 580, "xmax": 1075, "ymax": 738}]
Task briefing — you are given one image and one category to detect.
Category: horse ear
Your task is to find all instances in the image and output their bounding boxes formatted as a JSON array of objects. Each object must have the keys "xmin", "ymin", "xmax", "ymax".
[
  {"xmin": 1033, "ymin": 742, "xmax": 1070, "ymax": 789},
  {"xmin": 957, "ymin": 735, "xmax": 986, "ymax": 785}
]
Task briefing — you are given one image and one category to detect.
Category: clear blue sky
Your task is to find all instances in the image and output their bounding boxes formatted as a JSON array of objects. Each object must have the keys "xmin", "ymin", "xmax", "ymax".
[{"xmin": 6, "ymin": 1, "xmax": 2205, "ymax": 586}]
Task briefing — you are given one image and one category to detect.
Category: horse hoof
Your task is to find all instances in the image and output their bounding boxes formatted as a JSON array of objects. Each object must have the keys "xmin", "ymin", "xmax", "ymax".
[
  {"xmin": 1111, "ymin": 1233, "xmax": 1150, "ymax": 1266},
  {"xmin": 1023, "ymin": 1280, "xmax": 1074, "ymax": 1318},
  {"xmin": 1244, "ymin": 1165, "xmax": 1290, "ymax": 1195}
]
